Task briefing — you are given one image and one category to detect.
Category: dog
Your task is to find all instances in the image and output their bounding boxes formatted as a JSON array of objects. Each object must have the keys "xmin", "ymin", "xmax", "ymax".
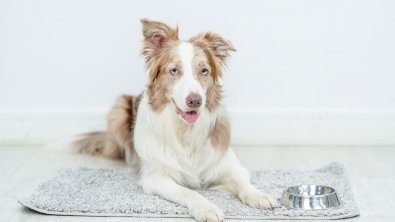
[{"xmin": 75, "ymin": 19, "xmax": 275, "ymax": 222}]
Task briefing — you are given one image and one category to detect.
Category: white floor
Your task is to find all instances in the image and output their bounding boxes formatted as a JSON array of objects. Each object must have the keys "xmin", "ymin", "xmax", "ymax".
[{"xmin": 1, "ymin": 140, "xmax": 395, "ymax": 222}]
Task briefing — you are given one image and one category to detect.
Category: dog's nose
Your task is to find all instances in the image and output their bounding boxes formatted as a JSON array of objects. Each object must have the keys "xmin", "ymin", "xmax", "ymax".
[{"xmin": 186, "ymin": 93, "xmax": 202, "ymax": 108}]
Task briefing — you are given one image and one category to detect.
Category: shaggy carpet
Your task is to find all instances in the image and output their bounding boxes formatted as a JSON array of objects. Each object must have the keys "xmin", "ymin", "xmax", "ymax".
[{"xmin": 19, "ymin": 162, "xmax": 360, "ymax": 220}]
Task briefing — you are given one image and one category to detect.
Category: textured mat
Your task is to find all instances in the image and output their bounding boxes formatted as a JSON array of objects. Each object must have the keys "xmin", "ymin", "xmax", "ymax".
[{"xmin": 19, "ymin": 162, "xmax": 360, "ymax": 220}]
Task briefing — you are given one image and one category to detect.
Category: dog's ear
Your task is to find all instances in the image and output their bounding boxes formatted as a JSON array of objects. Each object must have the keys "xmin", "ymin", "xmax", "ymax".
[
  {"xmin": 141, "ymin": 19, "xmax": 179, "ymax": 82},
  {"xmin": 191, "ymin": 32, "xmax": 236, "ymax": 66},
  {"xmin": 190, "ymin": 32, "xmax": 236, "ymax": 82},
  {"xmin": 140, "ymin": 19, "xmax": 179, "ymax": 60}
]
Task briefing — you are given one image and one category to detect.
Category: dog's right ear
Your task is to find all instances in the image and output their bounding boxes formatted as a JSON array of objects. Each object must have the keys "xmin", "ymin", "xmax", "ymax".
[{"xmin": 140, "ymin": 19, "xmax": 179, "ymax": 60}]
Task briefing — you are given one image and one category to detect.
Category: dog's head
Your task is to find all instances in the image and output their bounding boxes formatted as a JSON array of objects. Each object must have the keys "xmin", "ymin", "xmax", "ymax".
[{"xmin": 141, "ymin": 19, "xmax": 235, "ymax": 123}]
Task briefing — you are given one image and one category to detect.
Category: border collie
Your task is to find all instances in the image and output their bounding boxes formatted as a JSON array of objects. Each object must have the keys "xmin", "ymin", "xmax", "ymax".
[{"xmin": 75, "ymin": 19, "xmax": 274, "ymax": 222}]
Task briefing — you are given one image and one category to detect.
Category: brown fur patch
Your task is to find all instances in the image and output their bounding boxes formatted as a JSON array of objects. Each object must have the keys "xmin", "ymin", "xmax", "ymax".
[
  {"xmin": 189, "ymin": 32, "xmax": 236, "ymax": 71},
  {"xmin": 73, "ymin": 132, "xmax": 122, "ymax": 160},
  {"xmin": 189, "ymin": 40, "xmax": 227, "ymax": 112},
  {"xmin": 108, "ymin": 95, "xmax": 138, "ymax": 148},
  {"xmin": 205, "ymin": 82, "xmax": 224, "ymax": 113},
  {"xmin": 140, "ymin": 19, "xmax": 179, "ymax": 83},
  {"xmin": 140, "ymin": 19, "xmax": 182, "ymax": 113},
  {"xmin": 210, "ymin": 113, "xmax": 231, "ymax": 154},
  {"xmin": 146, "ymin": 43, "xmax": 182, "ymax": 112}
]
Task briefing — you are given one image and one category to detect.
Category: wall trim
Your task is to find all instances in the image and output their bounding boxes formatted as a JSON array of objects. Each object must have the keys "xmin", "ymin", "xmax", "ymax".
[{"xmin": 1, "ymin": 110, "xmax": 395, "ymax": 146}]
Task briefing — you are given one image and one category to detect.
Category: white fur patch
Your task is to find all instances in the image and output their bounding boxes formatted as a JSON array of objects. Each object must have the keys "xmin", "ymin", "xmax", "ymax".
[{"xmin": 172, "ymin": 42, "xmax": 206, "ymax": 112}]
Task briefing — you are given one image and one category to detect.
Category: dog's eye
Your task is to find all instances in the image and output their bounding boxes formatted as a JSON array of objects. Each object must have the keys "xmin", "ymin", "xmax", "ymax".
[
  {"xmin": 202, "ymin": 68, "xmax": 208, "ymax": 75},
  {"xmin": 171, "ymin": 68, "xmax": 178, "ymax": 74}
]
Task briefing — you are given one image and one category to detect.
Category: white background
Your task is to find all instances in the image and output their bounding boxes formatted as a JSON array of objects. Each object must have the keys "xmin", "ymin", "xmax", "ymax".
[
  {"xmin": 1, "ymin": 0, "xmax": 394, "ymax": 112},
  {"xmin": 1, "ymin": 1, "xmax": 395, "ymax": 144}
]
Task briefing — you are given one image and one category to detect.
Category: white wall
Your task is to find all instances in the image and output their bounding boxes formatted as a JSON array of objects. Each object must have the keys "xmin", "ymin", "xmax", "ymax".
[
  {"xmin": 1, "ymin": 0, "xmax": 394, "ymax": 112},
  {"xmin": 1, "ymin": 1, "xmax": 395, "ymax": 144}
]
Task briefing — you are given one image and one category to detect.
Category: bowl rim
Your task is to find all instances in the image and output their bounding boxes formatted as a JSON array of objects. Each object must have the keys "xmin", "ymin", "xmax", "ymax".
[{"xmin": 283, "ymin": 184, "xmax": 337, "ymax": 197}]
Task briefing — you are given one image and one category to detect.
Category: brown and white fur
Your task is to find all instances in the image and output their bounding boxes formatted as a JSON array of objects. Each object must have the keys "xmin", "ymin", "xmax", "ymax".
[{"xmin": 75, "ymin": 19, "xmax": 275, "ymax": 222}]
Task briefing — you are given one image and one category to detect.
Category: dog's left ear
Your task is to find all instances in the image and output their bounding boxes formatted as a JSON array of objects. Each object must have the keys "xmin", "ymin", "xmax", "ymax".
[{"xmin": 191, "ymin": 32, "xmax": 236, "ymax": 66}]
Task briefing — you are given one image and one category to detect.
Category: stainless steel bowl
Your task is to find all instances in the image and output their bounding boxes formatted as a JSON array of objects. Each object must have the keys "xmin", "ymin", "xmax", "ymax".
[{"xmin": 280, "ymin": 185, "xmax": 341, "ymax": 210}]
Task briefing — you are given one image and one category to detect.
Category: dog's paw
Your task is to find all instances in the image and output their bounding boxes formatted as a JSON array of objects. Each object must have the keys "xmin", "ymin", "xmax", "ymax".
[
  {"xmin": 189, "ymin": 201, "xmax": 224, "ymax": 222},
  {"xmin": 241, "ymin": 190, "xmax": 276, "ymax": 210}
]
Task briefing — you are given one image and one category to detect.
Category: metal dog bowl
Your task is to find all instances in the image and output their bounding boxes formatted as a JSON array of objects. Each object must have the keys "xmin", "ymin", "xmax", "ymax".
[{"xmin": 280, "ymin": 185, "xmax": 341, "ymax": 210}]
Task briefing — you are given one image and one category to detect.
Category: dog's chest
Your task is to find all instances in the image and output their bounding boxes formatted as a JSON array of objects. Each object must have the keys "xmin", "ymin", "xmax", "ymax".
[
  {"xmin": 177, "ymin": 150, "xmax": 213, "ymax": 188},
  {"xmin": 176, "ymin": 132, "xmax": 217, "ymax": 188},
  {"xmin": 161, "ymin": 106, "xmax": 219, "ymax": 188}
]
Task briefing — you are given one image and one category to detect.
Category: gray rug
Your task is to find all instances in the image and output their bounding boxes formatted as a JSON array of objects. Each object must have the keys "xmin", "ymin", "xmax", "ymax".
[{"xmin": 19, "ymin": 162, "xmax": 360, "ymax": 220}]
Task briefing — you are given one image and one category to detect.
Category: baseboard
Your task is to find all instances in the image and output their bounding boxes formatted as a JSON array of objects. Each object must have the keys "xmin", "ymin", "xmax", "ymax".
[{"xmin": 1, "ymin": 110, "xmax": 395, "ymax": 146}]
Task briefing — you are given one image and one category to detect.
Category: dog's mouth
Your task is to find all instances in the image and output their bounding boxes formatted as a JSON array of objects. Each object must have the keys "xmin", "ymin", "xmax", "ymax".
[{"xmin": 173, "ymin": 100, "xmax": 199, "ymax": 123}]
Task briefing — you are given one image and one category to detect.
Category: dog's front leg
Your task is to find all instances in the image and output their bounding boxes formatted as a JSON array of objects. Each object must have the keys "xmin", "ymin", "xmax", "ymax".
[
  {"xmin": 217, "ymin": 153, "xmax": 276, "ymax": 210},
  {"xmin": 142, "ymin": 176, "xmax": 224, "ymax": 222},
  {"xmin": 233, "ymin": 177, "xmax": 276, "ymax": 210}
]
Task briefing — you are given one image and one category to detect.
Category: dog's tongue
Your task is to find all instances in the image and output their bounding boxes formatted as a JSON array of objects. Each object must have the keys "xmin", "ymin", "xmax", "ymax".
[{"xmin": 185, "ymin": 111, "xmax": 198, "ymax": 123}]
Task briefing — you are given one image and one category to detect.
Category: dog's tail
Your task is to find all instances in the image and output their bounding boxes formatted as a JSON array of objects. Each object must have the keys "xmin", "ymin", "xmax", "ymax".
[{"xmin": 73, "ymin": 95, "xmax": 141, "ymax": 161}]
